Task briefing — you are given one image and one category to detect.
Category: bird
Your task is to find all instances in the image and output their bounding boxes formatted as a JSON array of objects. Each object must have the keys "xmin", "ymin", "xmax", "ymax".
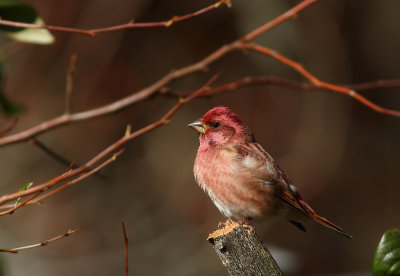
[{"xmin": 188, "ymin": 106, "xmax": 352, "ymax": 238}]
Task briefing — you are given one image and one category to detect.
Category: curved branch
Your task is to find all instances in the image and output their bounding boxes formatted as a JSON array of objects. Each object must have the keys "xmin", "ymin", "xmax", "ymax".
[
  {"xmin": 2, "ymin": 0, "xmax": 397, "ymax": 149},
  {"xmin": 0, "ymin": 118, "xmax": 17, "ymax": 137},
  {"xmin": 163, "ymin": 76, "xmax": 400, "ymax": 98},
  {"xmin": 2, "ymin": 43, "xmax": 400, "ymax": 147},
  {"xmin": 0, "ymin": 228, "xmax": 82, "ymax": 254},
  {"xmin": 241, "ymin": 42, "xmax": 400, "ymax": 117},
  {"xmin": 0, "ymin": 0, "xmax": 230, "ymax": 37},
  {"xmin": 0, "ymin": 0, "xmax": 323, "ymax": 146},
  {"xmin": 242, "ymin": 0, "xmax": 318, "ymax": 42},
  {"xmin": 0, "ymin": 149, "xmax": 123, "ymax": 214},
  {"xmin": 0, "ymin": 75, "xmax": 217, "ymax": 211}
]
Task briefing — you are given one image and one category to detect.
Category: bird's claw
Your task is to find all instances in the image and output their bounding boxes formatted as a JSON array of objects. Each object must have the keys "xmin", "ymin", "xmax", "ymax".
[
  {"xmin": 238, "ymin": 218, "xmax": 255, "ymax": 232},
  {"xmin": 218, "ymin": 221, "xmax": 226, "ymax": 229},
  {"xmin": 241, "ymin": 224, "xmax": 255, "ymax": 232}
]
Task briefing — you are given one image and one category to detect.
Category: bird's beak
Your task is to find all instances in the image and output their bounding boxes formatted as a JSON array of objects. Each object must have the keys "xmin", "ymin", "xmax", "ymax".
[{"xmin": 188, "ymin": 120, "xmax": 207, "ymax": 134}]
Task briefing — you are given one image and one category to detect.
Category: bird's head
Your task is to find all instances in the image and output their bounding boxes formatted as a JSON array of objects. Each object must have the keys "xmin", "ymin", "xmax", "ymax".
[{"xmin": 188, "ymin": 106, "xmax": 254, "ymax": 148}]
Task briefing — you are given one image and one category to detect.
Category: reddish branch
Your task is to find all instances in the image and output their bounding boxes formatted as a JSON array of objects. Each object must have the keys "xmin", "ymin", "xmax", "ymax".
[
  {"xmin": 3, "ymin": 0, "xmax": 396, "ymax": 148},
  {"xmin": 0, "ymin": 0, "xmax": 230, "ymax": 37},
  {"xmin": 0, "ymin": 149, "xmax": 123, "ymax": 214},
  {"xmin": 240, "ymin": 42, "xmax": 400, "ymax": 117},
  {"xmin": 30, "ymin": 149, "xmax": 122, "ymax": 204},
  {"xmin": 0, "ymin": 118, "xmax": 17, "ymax": 137},
  {"xmin": 163, "ymin": 76, "xmax": 400, "ymax": 98},
  {"xmin": 65, "ymin": 54, "xmax": 78, "ymax": 114},
  {"xmin": 0, "ymin": 0, "xmax": 396, "ymax": 247},
  {"xmin": 0, "ymin": 228, "xmax": 82, "ymax": 253},
  {"xmin": 1, "ymin": 50, "xmax": 399, "ymax": 148},
  {"xmin": 0, "ymin": 75, "xmax": 217, "ymax": 212},
  {"xmin": 0, "ymin": 0, "xmax": 399, "ymax": 209},
  {"xmin": 241, "ymin": 0, "xmax": 318, "ymax": 42},
  {"xmin": 0, "ymin": 191, "xmax": 42, "ymax": 216},
  {"xmin": 347, "ymin": 79, "xmax": 400, "ymax": 91},
  {"xmin": 122, "ymin": 222, "xmax": 128, "ymax": 276},
  {"xmin": 29, "ymin": 137, "xmax": 77, "ymax": 168}
]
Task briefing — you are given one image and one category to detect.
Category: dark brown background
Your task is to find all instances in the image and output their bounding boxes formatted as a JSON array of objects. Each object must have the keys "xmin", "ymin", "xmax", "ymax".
[{"xmin": 0, "ymin": 0, "xmax": 399, "ymax": 275}]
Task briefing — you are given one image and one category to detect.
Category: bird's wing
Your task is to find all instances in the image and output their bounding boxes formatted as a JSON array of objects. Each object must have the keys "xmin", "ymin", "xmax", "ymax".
[
  {"xmin": 234, "ymin": 142, "xmax": 307, "ymax": 216},
  {"xmin": 233, "ymin": 143, "xmax": 352, "ymax": 238}
]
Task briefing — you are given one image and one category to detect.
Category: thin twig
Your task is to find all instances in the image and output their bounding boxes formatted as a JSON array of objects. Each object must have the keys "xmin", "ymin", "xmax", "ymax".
[
  {"xmin": 122, "ymin": 222, "xmax": 128, "ymax": 276},
  {"xmin": 347, "ymin": 79, "xmax": 400, "ymax": 91},
  {"xmin": 0, "ymin": 228, "xmax": 83, "ymax": 253},
  {"xmin": 241, "ymin": 42, "xmax": 400, "ymax": 116},
  {"xmin": 205, "ymin": 76, "xmax": 400, "ymax": 95},
  {"xmin": 65, "ymin": 54, "xmax": 78, "ymax": 114},
  {"xmin": 31, "ymin": 149, "xmax": 123, "ymax": 204},
  {"xmin": 0, "ymin": 0, "xmax": 397, "ymax": 150},
  {"xmin": 0, "ymin": 75, "xmax": 217, "ymax": 211},
  {"xmin": 164, "ymin": 76, "xmax": 400, "ymax": 99},
  {"xmin": 0, "ymin": 149, "xmax": 123, "ymax": 212},
  {"xmin": 161, "ymin": 76, "xmax": 318, "ymax": 98},
  {"xmin": 0, "ymin": 0, "xmax": 230, "ymax": 37},
  {"xmin": 242, "ymin": 0, "xmax": 318, "ymax": 42},
  {"xmin": 29, "ymin": 136, "xmax": 107, "ymax": 179},
  {"xmin": 0, "ymin": 192, "xmax": 42, "ymax": 216},
  {"xmin": 0, "ymin": 0, "xmax": 319, "ymax": 147},
  {"xmin": 29, "ymin": 137, "xmax": 76, "ymax": 168},
  {"xmin": 0, "ymin": 118, "xmax": 17, "ymax": 137},
  {"xmin": 0, "ymin": 0, "xmax": 397, "ymax": 215}
]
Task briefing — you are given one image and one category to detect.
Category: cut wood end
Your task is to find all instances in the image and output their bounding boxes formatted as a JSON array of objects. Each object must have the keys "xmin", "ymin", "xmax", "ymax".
[{"xmin": 207, "ymin": 220, "xmax": 239, "ymax": 240}]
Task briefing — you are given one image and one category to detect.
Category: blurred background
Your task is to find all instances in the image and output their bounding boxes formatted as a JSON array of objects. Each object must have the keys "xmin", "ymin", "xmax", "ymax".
[{"xmin": 0, "ymin": 0, "xmax": 399, "ymax": 275}]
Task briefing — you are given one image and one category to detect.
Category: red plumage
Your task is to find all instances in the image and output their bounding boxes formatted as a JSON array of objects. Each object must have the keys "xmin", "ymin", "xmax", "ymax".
[{"xmin": 189, "ymin": 106, "xmax": 352, "ymax": 238}]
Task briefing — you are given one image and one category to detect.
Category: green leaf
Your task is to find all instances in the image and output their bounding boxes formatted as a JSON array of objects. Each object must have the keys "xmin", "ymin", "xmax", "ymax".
[
  {"xmin": 0, "ymin": 1, "xmax": 54, "ymax": 44},
  {"xmin": 0, "ymin": 90, "xmax": 23, "ymax": 115},
  {"xmin": 14, "ymin": 182, "xmax": 32, "ymax": 207},
  {"xmin": 373, "ymin": 228, "xmax": 400, "ymax": 276}
]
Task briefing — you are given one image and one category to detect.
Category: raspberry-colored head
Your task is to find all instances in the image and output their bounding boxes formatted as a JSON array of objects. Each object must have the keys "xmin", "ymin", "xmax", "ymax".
[{"xmin": 188, "ymin": 106, "xmax": 253, "ymax": 151}]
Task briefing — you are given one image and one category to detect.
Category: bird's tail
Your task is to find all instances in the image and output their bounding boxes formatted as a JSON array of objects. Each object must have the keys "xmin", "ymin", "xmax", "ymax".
[
  {"xmin": 296, "ymin": 197, "xmax": 353, "ymax": 239},
  {"xmin": 309, "ymin": 211, "xmax": 353, "ymax": 239},
  {"xmin": 282, "ymin": 182, "xmax": 353, "ymax": 238}
]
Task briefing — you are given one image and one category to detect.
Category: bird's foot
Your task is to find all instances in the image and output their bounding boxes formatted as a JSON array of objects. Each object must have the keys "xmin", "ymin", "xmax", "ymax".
[
  {"xmin": 217, "ymin": 221, "xmax": 226, "ymax": 229},
  {"xmin": 237, "ymin": 218, "xmax": 255, "ymax": 232}
]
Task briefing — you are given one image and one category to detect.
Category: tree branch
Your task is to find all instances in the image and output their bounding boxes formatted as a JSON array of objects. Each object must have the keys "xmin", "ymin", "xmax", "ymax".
[
  {"xmin": 162, "ymin": 76, "xmax": 400, "ymax": 98},
  {"xmin": 0, "ymin": 228, "xmax": 82, "ymax": 253},
  {"xmin": 0, "ymin": 0, "xmax": 325, "ymax": 147},
  {"xmin": 241, "ymin": 0, "xmax": 318, "ymax": 42},
  {"xmin": 0, "ymin": 74, "xmax": 217, "ymax": 212},
  {"xmin": 0, "ymin": 149, "xmax": 123, "ymax": 214},
  {"xmin": 0, "ymin": 191, "xmax": 42, "ymax": 216},
  {"xmin": 0, "ymin": 0, "xmax": 397, "ymax": 150},
  {"xmin": 0, "ymin": 0, "xmax": 230, "ymax": 37},
  {"xmin": 208, "ymin": 221, "xmax": 283, "ymax": 276},
  {"xmin": 0, "ymin": 118, "xmax": 17, "ymax": 137},
  {"xmin": 240, "ymin": 42, "xmax": 400, "ymax": 116},
  {"xmin": 29, "ymin": 137, "xmax": 76, "ymax": 168},
  {"xmin": 121, "ymin": 222, "xmax": 128, "ymax": 276},
  {"xmin": 65, "ymin": 54, "xmax": 78, "ymax": 114}
]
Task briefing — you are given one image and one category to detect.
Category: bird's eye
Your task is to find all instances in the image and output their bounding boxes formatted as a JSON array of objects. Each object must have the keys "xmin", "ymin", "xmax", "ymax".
[{"xmin": 211, "ymin": 122, "xmax": 220, "ymax": 128}]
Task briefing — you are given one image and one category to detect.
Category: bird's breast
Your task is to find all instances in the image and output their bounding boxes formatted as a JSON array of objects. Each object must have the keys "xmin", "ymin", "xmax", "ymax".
[{"xmin": 193, "ymin": 148, "xmax": 276, "ymax": 220}]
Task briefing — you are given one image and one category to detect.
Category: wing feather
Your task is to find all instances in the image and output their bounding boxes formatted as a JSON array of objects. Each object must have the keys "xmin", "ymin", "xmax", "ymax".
[
  {"xmin": 232, "ymin": 142, "xmax": 352, "ymax": 238},
  {"xmin": 234, "ymin": 142, "xmax": 307, "ymax": 215}
]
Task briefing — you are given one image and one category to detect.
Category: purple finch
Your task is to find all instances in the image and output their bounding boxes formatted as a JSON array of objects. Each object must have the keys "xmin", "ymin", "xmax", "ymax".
[{"xmin": 189, "ymin": 106, "xmax": 351, "ymax": 238}]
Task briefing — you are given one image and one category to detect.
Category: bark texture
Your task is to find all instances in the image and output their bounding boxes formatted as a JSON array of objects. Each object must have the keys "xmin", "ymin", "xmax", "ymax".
[{"xmin": 208, "ymin": 221, "xmax": 283, "ymax": 276}]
